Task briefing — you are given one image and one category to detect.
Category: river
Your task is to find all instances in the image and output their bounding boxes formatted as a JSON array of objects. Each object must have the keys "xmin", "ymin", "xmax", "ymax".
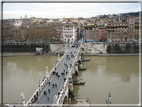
[{"xmin": 3, "ymin": 55, "xmax": 139, "ymax": 104}]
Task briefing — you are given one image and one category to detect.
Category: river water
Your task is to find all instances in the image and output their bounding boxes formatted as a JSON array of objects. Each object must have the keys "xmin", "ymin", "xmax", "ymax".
[{"xmin": 3, "ymin": 55, "xmax": 139, "ymax": 104}]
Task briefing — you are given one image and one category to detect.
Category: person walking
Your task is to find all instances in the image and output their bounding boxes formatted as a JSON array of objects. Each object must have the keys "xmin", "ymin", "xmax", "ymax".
[
  {"xmin": 48, "ymin": 89, "xmax": 50, "ymax": 93},
  {"xmin": 55, "ymin": 84, "xmax": 57, "ymax": 87},
  {"xmin": 47, "ymin": 97, "xmax": 50, "ymax": 101}
]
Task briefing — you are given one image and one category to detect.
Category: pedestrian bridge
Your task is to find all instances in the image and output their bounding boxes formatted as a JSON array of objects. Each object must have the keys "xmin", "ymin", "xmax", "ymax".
[{"xmin": 20, "ymin": 40, "xmax": 87, "ymax": 106}]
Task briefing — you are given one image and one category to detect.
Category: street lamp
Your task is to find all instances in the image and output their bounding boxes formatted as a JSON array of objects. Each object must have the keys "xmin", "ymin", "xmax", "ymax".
[
  {"xmin": 39, "ymin": 79, "xmax": 40, "ymax": 87},
  {"xmin": 106, "ymin": 91, "xmax": 111, "ymax": 107}
]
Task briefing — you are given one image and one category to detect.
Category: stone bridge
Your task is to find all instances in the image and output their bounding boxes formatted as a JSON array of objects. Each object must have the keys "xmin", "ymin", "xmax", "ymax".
[{"xmin": 17, "ymin": 40, "xmax": 89, "ymax": 107}]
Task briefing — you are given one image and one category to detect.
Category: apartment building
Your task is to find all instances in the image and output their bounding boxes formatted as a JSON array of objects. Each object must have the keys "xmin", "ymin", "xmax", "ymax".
[
  {"xmin": 106, "ymin": 22, "xmax": 128, "ymax": 41},
  {"xmin": 12, "ymin": 25, "xmax": 53, "ymax": 42},
  {"xmin": 62, "ymin": 23, "xmax": 77, "ymax": 43},
  {"xmin": 12, "ymin": 28, "xmax": 26, "ymax": 41},
  {"xmin": 55, "ymin": 23, "xmax": 64, "ymax": 41},
  {"xmin": 26, "ymin": 25, "xmax": 53, "ymax": 41},
  {"xmin": 125, "ymin": 16, "xmax": 136, "ymax": 41},
  {"xmin": 3, "ymin": 25, "xmax": 14, "ymax": 41},
  {"xmin": 84, "ymin": 25, "xmax": 96, "ymax": 40},
  {"xmin": 134, "ymin": 22, "xmax": 139, "ymax": 40},
  {"xmin": 98, "ymin": 27, "xmax": 106, "ymax": 41},
  {"xmin": 134, "ymin": 21, "xmax": 142, "ymax": 40}
]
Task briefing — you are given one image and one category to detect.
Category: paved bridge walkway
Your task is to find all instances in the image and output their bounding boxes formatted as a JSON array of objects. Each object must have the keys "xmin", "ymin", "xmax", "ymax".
[{"xmin": 27, "ymin": 44, "xmax": 80, "ymax": 106}]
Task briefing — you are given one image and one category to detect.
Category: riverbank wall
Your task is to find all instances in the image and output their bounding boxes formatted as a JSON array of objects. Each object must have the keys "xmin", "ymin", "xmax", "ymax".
[
  {"xmin": 2, "ymin": 52, "xmax": 140, "ymax": 57},
  {"xmin": 106, "ymin": 43, "xmax": 141, "ymax": 53},
  {"xmin": 2, "ymin": 42, "xmax": 65, "ymax": 53},
  {"xmin": 83, "ymin": 53, "xmax": 140, "ymax": 56},
  {"xmin": 2, "ymin": 52, "xmax": 57, "ymax": 57},
  {"xmin": 2, "ymin": 43, "xmax": 50, "ymax": 52}
]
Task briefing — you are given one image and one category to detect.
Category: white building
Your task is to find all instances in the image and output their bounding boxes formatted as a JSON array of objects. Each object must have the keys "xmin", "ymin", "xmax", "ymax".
[
  {"xmin": 14, "ymin": 19, "xmax": 22, "ymax": 27},
  {"xmin": 62, "ymin": 23, "xmax": 77, "ymax": 43}
]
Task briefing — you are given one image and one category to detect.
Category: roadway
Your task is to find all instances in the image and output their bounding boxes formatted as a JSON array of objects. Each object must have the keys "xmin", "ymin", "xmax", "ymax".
[{"xmin": 33, "ymin": 45, "xmax": 79, "ymax": 105}]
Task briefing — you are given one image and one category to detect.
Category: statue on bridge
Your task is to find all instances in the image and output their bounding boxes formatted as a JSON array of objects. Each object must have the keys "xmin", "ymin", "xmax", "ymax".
[
  {"xmin": 57, "ymin": 54, "xmax": 60, "ymax": 62},
  {"xmin": 53, "ymin": 95, "xmax": 58, "ymax": 104},
  {"xmin": 45, "ymin": 66, "xmax": 49, "ymax": 77},
  {"xmin": 20, "ymin": 92, "xmax": 25, "ymax": 105}
]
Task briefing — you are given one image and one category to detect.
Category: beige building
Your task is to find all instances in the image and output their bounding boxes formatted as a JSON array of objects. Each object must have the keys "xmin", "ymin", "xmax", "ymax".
[
  {"xmin": 84, "ymin": 25, "xmax": 96, "ymax": 40},
  {"xmin": 26, "ymin": 25, "xmax": 53, "ymax": 41},
  {"xmin": 125, "ymin": 16, "xmax": 136, "ymax": 41},
  {"xmin": 12, "ymin": 25, "xmax": 53, "ymax": 42},
  {"xmin": 12, "ymin": 28, "xmax": 26, "ymax": 41},
  {"xmin": 106, "ymin": 22, "xmax": 128, "ymax": 42},
  {"xmin": 134, "ymin": 21, "xmax": 142, "ymax": 40},
  {"xmin": 55, "ymin": 23, "xmax": 64, "ymax": 41}
]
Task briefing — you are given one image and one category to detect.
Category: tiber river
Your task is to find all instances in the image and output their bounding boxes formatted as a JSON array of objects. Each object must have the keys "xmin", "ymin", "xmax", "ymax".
[{"xmin": 3, "ymin": 55, "xmax": 139, "ymax": 104}]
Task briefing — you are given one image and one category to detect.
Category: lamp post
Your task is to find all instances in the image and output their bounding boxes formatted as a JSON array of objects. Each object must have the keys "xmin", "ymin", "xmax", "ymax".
[
  {"xmin": 39, "ymin": 79, "xmax": 40, "ymax": 87},
  {"xmin": 106, "ymin": 91, "xmax": 111, "ymax": 107}
]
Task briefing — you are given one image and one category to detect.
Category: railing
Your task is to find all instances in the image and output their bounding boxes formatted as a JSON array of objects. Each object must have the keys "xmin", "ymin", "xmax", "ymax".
[{"xmin": 26, "ymin": 43, "xmax": 74, "ymax": 106}]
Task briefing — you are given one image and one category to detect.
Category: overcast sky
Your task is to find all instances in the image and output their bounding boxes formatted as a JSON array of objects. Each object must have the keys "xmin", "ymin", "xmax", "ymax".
[{"xmin": 3, "ymin": 2, "xmax": 141, "ymax": 19}]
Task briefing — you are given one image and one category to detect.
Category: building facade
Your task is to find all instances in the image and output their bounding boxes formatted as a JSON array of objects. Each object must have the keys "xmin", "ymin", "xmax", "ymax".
[
  {"xmin": 12, "ymin": 25, "xmax": 53, "ymax": 42},
  {"xmin": 134, "ymin": 21, "xmax": 142, "ymax": 40},
  {"xmin": 98, "ymin": 27, "xmax": 106, "ymax": 41},
  {"xmin": 125, "ymin": 16, "xmax": 136, "ymax": 41},
  {"xmin": 62, "ymin": 23, "xmax": 77, "ymax": 43},
  {"xmin": 106, "ymin": 22, "xmax": 128, "ymax": 41},
  {"xmin": 134, "ymin": 22, "xmax": 139, "ymax": 40},
  {"xmin": 84, "ymin": 25, "xmax": 97, "ymax": 40},
  {"xmin": 3, "ymin": 25, "xmax": 13, "ymax": 41}
]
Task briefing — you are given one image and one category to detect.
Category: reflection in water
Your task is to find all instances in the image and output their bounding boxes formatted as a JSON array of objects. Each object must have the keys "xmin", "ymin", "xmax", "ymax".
[
  {"xmin": 74, "ymin": 56, "xmax": 139, "ymax": 104},
  {"xmin": 3, "ymin": 55, "xmax": 139, "ymax": 104}
]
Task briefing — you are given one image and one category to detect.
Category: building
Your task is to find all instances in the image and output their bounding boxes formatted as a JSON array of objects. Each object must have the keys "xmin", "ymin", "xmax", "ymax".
[
  {"xmin": 84, "ymin": 25, "xmax": 96, "ymax": 40},
  {"xmin": 134, "ymin": 21, "xmax": 142, "ymax": 40},
  {"xmin": 98, "ymin": 26, "xmax": 106, "ymax": 41},
  {"xmin": 26, "ymin": 25, "xmax": 53, "ymax": 42},
  {"xmin": 55, "ymin": 23, "xmax": 64, "ymax": 41},
  {"xmin": 125, "ymin": 16, "xmax": 136, "ymax": 41},
  {"xmin": 12, "ymin": 25, "xmax": 53, "ymax": 42},
  {"xmin": 105, "ymin": 22, "xmax": 128, "ymax": 42},
  {"xmin": 134, "ymin": 22, "xmax": 139, "ymax": 40},
  {"xmin": 62, "ymin": 23, "xmax": 77, "ymax": 43},
  {"xmin": 3, "ymin": 25, "xmax": 14, "ymax": 41}
]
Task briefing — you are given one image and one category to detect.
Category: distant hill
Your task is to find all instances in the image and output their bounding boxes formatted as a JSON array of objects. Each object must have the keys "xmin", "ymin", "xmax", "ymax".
[{"xmin": 120, "ymin": 11, "xmax": 142, "ymax": 17}]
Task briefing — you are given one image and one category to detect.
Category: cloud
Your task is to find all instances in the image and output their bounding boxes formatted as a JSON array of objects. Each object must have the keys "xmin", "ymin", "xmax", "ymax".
[{"xmin": 3, "ymin": 3, "xmax": 140, "ymax": 19}]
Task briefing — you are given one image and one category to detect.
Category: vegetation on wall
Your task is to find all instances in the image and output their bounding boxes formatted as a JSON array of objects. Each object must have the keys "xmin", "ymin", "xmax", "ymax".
[{"xmin": 106, "ymin": 43, "xmax": 140, "ymax": 53}]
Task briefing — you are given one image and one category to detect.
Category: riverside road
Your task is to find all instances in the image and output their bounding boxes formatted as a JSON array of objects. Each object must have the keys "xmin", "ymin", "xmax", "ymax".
[{"xmin": 33, "ymin": 45, "xmax": 79, "ymax": 105}]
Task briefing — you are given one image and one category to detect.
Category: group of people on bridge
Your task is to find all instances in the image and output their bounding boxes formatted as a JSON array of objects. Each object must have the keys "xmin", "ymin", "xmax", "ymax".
[{"xmin": 32, "ymin": 42, "xmax": 81, "ymax": 104}]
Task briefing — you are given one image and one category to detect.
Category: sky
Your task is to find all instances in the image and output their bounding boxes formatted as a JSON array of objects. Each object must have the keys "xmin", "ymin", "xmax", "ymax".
[{"xmin": 2, "ymin": 2, "xmax": 141, "ymax": 19}]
